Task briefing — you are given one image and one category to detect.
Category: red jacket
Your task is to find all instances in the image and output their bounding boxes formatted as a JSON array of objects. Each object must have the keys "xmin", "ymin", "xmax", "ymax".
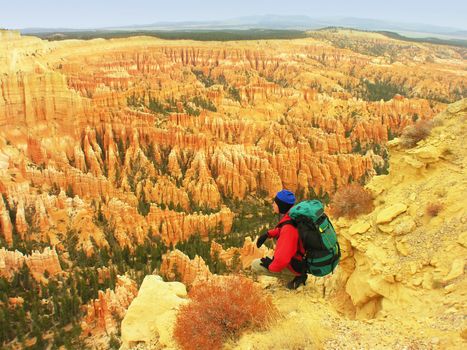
[{"xmin": 267, "ymin": 213, "xmax": 305, "ymax": 275}]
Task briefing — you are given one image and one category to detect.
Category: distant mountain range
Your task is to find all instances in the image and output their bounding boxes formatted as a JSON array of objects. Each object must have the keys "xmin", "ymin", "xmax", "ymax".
[{"xmin": 20, "ymin": 15, "xmax": 467, "ymax": 40}]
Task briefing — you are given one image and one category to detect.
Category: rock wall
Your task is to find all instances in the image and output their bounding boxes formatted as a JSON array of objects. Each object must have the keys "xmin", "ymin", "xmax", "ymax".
[
  {"xmin": 210, "ymin": 237, "xmax": 269, "ymax": 270},
  {"xmin": 0, "ymin": 247, "xmax": 62, "ymax": 280},
  {"xmin": 160, "ymin": 249, "xmax": 212, "ymax": 287},
  {"xmin": 326, "ymin": 99, "xmax": 467, "ymax": 322},
  {"xmin": 81, "ymin": 275, "xmax": 138, "ymax": 339}
]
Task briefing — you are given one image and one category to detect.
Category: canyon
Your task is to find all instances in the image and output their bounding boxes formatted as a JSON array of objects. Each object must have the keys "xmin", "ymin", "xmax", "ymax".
[{"xmin": 0, "ymin": 27, "xmax": 465, "ymax": 348}]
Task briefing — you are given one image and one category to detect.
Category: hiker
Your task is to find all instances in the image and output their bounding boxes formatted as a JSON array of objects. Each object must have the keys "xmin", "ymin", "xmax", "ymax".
[{"xmin": 252, "ymin": 189, "xmax": 308, "ymax": 289}]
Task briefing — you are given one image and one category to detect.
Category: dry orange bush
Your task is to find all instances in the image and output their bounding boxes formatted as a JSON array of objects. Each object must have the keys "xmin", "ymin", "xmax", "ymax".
[
  {"xmin": 330, "ymin": 183, "xmax": 374, "ymax": 218},
  {"xmin": 400, "ymin": 119, "xmax": 433, "ymax": 148},
  {"xmin": 426, "ymin": 202, "xmax": 443, "ymax": 217},
  {"xmin": 173, "ymin": 276, "xmax": 278, "ymax": 350}
]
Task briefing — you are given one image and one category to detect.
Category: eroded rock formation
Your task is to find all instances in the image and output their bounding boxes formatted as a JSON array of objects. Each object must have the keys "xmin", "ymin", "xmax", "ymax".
[
  {"xmin": 0, "ymin": 28, "xmax": 465, "ymax": 348},
  {"xmin": 323, "ymin": 99, "xmax": 467, "ymax": 327},
  {"xmin": 81, "ymin": 275, "xmax": 138, "ymax": 340},
  {"xmin": 1, "ymin": 30, "xmax": 460, "ymax": 255},
  {"xmin": 160, "ymin": 249, "xmax": 212, "ymax": 287},
  {"xmin": 210, "ymin": 237, "xmax": 270, "ymax": 270},
  {"xmin": 0, "ymin": 247, "xmax": 62, "ymax": 280}
]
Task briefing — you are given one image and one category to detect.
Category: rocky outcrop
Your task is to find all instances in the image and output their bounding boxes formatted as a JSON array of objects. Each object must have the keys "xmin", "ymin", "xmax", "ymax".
[
  {"xmin": 0, "ymin": 247, "xmax": 62, "ymax": 280},
  {"xmin": 325, "ymin": 99, "xmax": 467, "ymax": 332},
  {"xmin": 0, "ymin": 197, "xmax": 13, "ymax": 243},
  {"xmin": 81, "ymin": 275, "xmax": 138, "ymax": 339},
  {"xmin": 120, "ymin": 275, "xmax": 188, "ymax": 350},
  {"xmin": 210, "ymin": 237, "xmax": 269, "ymax": 270},
  {"xmin": 160, "ymin": 249, "xmax": 211, "ymax": 287}
]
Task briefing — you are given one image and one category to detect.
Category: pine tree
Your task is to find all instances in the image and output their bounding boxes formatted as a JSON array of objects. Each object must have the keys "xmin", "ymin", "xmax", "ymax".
[
  {"xmin": 172, "ymin": 263, "xmax": 182, "ymax": 282},
  {"xmin": 230, "ymin": 251, "xmax": 242, "ymax": 272},
  {"xmin": 137, "ymin": 191, "xmax": 151, "ymax": 216},
  {"xmin": 65, "ymin": 184, "xmax": 74, "ymax": 198}
]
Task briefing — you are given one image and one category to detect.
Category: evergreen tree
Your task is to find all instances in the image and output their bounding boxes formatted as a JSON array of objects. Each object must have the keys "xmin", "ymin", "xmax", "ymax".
[
  {"xmin": 210, "ymin": 250, "xmax": 227, "ymax": 274},
  {"xmin": 137, "ymin": 191, "xmax": 151, "ymax": 216},
  {"xmin": 65, "ymin": 184, "xmax": 74, "ymax": 198},
  {"xmin": 230, "ymin": 251, "xmax": 242, "ymax": 272}
]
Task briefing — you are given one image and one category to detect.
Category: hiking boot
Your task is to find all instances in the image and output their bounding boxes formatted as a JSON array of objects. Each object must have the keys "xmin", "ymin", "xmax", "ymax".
[{"xmin": 287, "ymin": 274, "xmax": 307, "ymax": 289}]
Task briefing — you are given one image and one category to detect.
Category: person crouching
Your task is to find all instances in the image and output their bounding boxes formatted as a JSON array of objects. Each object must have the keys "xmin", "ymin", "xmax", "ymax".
[{"xmin": 251, "ymin": 189, "xmax": 308, "ymax": 289}]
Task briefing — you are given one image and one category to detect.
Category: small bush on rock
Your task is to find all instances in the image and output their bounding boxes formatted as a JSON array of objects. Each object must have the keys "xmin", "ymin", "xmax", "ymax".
[
  {"xmin": 426, "ymin": 202, "xmax": 443, "ymax": 217},
  {"xmin": 400, "ymin": 119, "xmax": 433, "ymax": 148},
  {"xmin": 174, "ymin": 276, "xmax": 278, "ymax": 350},
  {"xmin": 330, "ymin": 183, "xmax": 374, "ymax": 218}
]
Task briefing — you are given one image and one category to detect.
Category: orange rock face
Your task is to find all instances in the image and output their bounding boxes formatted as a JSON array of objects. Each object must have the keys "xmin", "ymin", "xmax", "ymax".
[
  {"xmin": 0, "ymin": 198, "xmax": 13, "ymax": 244},
  {"xmin": 158, "ymin": 237, "xmax": 270, "ymax": 283},
  {"xmin": 0, "ymin": 29, "xmax": 463, "ymax": 271},
  {"xmin": 81, "ymin": 275, "xmax": 138, "ymax": 338},
  {"xmin": 0, "ymin": 28, "xmax": 464, "ymax": 347},
  {"xmin": 210, "ymin": 237, "xmax": 270, "ymax": 269},
  {"xmin": 0, "ymin": 247, "xmax": 62, "ymax": 280},
  {"xmin": 160, "ymin": 249, "xmax": 212, "ymax": 286}
]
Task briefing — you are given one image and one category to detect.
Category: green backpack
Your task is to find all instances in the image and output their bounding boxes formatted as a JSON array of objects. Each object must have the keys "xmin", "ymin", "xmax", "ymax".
[{"xmin": 284, "ymin": 199, "xmax": 341, "ymax": 277}]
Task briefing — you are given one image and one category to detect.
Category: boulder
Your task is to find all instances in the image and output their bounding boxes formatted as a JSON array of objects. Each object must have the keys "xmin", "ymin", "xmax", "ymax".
[
  {"xmin": 457, "ymin": 231, "xmax": 467, "ymax": 248},
  {"xmin": 461, "ymin": 328, "xmax": 467, "ymax": 340},
  {"xmin": 120, "ymin": 275, "xmax": 188, "ymax": 349},
  {"xmin": 378, "ymin": 223, "xmax": 394, "ymax": 234},
  {"xmin": 422, "ymin": 272, "xmax": 433, "ymax": 289},
  {"xmin": 376, "ymin": 203, "xmax": 408, "ymax": 225},
  {"xmin": 387, "ymin": 139, "xmax": 401, "ymax": 148},
  {"xmin": 395, "ymin": 239, "xmax": 409, "ymax": 256},
  {"xmin": 444, "ymin": 259, "xmax": 465, "ymax": 282},
  {"xmin": 348, "ymin": 221, "xmax": 371, "ymax": 236},
  {"xmin": 366, "ymin": 180, "xmax": 385, "ymax": 198},
  {"xmin": 393, "ymin": 216, "xmax": 416, "ymax": 236},
  {"xmin": 408, "ymin": 145, "xmax": 441, "ymax": 164},
  {"xmin": 403, "ymin": 156, "xmax": 425, "ymax": 169}
]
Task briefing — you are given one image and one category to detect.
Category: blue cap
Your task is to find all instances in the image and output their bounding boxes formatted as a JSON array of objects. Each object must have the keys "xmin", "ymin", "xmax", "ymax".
[{"xmin": 275, "ymin": 190, "xmax": 295, "ymax": 205}]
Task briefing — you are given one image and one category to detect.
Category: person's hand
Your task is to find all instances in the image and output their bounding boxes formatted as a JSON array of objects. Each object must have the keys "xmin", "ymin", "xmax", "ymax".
[
  {"xmin": 260, "ymin": 257, "xmax": 273, "ymax": 269},
  {"xmin": 256, "ymin": 233, "xmax": 269, "ymax": 248}
]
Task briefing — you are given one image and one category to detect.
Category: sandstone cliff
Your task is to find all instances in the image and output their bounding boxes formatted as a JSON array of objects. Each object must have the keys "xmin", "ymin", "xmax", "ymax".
[
  {"xmin": 0, "ymin": 29, "xmax": 465, "ymax": 349},
  {"xmin": 0, "ymin": 247, "xmax": 62, "ymax": 280},
  {"xmin": 160, "ymin": 249, "xmax": 211, "ymax": 287},
  {"xmin": 81, "ymin": 275, "xmax": 138, "ymax": 348},
  {"xmin": 1, "ymin": 30, "xmax": 460, "ymax": 255}
]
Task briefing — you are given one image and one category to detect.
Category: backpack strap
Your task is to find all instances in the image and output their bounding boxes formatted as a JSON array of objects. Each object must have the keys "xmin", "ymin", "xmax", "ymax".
[
  {"xmin": 276, "ymin": 220, "xmax": 307, "ymax": 262},
  {"xmin": 326, "ymin": 217, "xmax": 341, "ymax": 273},
  {"xmin": 329, "ymin": 241, "xmax": 341, "ymax": 274},
  {"xmin": 276, "ymin": 220, "xmax": 295, "ymax": 229}
]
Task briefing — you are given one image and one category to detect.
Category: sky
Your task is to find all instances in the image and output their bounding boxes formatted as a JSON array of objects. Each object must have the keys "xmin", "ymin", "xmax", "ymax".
[{"xmin": 0, "ymin": 0, "xmax": 465, "ymax": 30}]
